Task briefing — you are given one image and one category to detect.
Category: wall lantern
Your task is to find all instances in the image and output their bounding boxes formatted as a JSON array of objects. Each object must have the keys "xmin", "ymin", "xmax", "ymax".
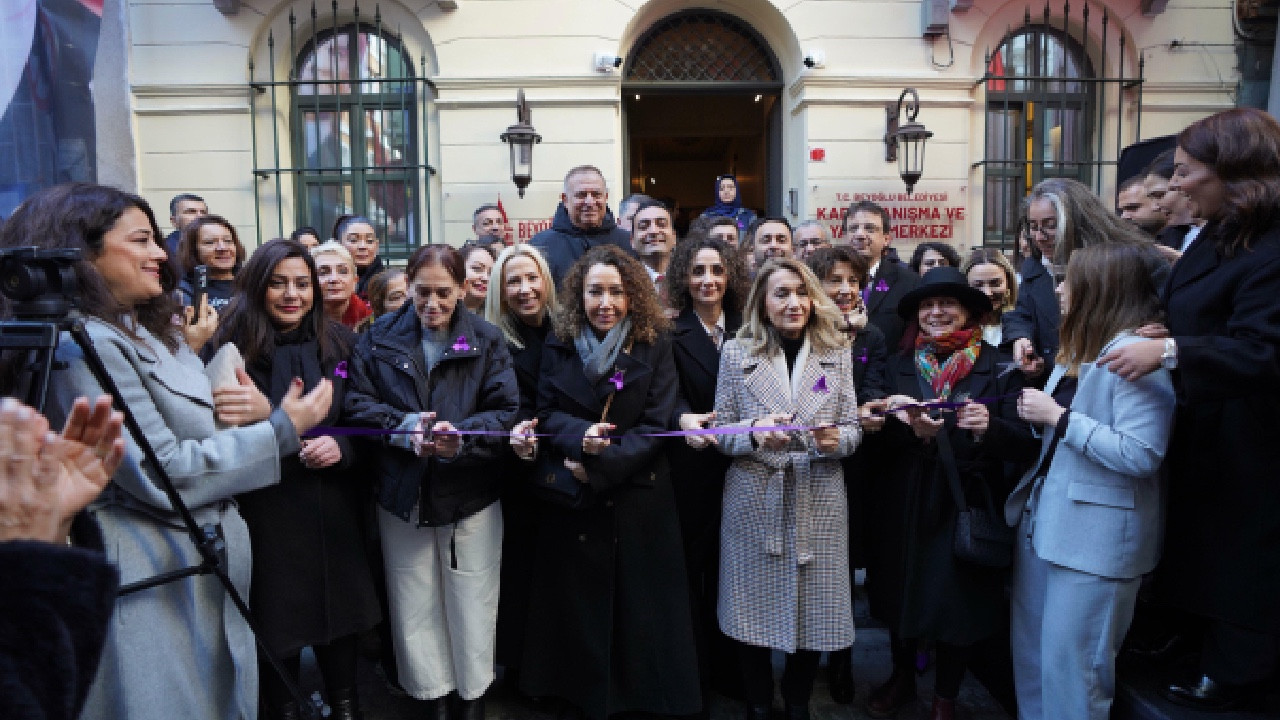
[
  {"xmin": 499, "ymin": 89, "xmax": 542, "ymax": 198},
  {"xmin": 884, "ymin": 87, "xmax": 933, "ymax": 195}
]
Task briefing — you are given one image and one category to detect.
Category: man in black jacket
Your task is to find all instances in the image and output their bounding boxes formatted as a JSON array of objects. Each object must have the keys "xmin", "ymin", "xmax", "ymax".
[
  {"xmin": 530, "ymin": 165, "xmax": 633, "ymax": 285},
  {"xmin": 842, "ymin": 200, "xmax": 920, "ymax": 352}
]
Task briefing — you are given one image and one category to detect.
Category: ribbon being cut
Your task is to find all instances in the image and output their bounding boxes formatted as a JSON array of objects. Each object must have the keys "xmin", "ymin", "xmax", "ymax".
[{"xmin": 308, "ymin": 392, "xmax": 1018, "ymax": 440}]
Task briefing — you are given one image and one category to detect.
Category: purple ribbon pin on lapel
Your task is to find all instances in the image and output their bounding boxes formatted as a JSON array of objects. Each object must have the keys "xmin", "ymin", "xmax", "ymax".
[
  {"xmin": 857, "ymin": 348, "xmax": 869, "ymax": 364},
  {"xmin": 874, "ymin": 278, "xmax": 890, "ymax": 293},
  {"xmin": 451, "ymin": 336, "xmax": 471, "ymax": 352},
  {"xmin": 813, "ymin": 375, "xmax": 830, "ymax": 394},
  {"xmin": 334, "ymin": 361, "xmax": 348, "ymax": 379},
  {"xmin": 609, "ymin": 370, "xmax": 625, "ymax": 391}
]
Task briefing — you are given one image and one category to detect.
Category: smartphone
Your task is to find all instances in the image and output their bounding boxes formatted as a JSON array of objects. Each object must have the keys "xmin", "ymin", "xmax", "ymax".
[{"xmin": 189, "ymin": 264, "xmax": 208, "ymax": 324}]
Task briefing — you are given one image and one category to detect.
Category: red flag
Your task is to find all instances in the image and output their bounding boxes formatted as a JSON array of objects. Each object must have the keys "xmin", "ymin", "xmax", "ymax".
[
  {"xmin": 496, "ymin": 195, "xmax": 514, "ymax": 245},
  {"xmin": 988, "ymin": 50, "xmax": 1006, "ymax": 92}
]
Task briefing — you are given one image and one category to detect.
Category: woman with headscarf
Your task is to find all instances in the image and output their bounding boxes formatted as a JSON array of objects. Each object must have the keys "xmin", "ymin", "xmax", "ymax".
[{"xmin": 700, "ymin": 175, "xmax": 757, "ymax": 234}]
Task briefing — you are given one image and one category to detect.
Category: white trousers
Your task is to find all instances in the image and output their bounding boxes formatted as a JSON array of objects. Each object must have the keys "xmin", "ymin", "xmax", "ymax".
[
  {"xmin": 378, "ymin": 501, "xmax": 503, "ymax": 701},
  {"xmin": 1010, "ymin": 506, "xmax": 1141, "ymax": 720}
]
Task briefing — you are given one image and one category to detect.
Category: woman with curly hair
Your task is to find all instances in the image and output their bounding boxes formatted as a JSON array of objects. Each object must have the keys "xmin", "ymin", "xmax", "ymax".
[
  {"xmin": 712, "ymin": 257, "xmax": 861, "ymax": 720},
  {"xmin": 520, "ymin": 244, "xmax": 701, "ymax": 720},
  {"xmin": 664, "ymin": 235, "xmax": 750, "ymax": 701}
]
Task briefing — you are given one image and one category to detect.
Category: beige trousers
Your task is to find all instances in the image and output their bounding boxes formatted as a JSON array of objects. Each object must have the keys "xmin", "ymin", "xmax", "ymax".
[{"xmin": 378, "ymin": 501, "xmax": 503, "ymax": 701}]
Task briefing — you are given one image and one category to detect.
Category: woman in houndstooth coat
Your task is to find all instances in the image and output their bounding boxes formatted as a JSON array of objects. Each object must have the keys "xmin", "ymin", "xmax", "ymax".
[{"xmin": 713, "ymin": 258, "xmax": 862, "ymax": 720}]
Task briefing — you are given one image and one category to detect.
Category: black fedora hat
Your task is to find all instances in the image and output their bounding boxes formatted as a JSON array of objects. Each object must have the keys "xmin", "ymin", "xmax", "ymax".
[{"xmin": 897, "ymin": 266, "xmax": 993, "ymax": 320}]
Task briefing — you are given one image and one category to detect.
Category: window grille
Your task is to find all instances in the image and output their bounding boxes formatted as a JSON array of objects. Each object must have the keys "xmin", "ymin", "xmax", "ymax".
[
  {"xmin": 249, "ymin": 2, "xmax": 435, "ymax": 259},
  {"xmin": 976, "ymin": 2, "xmax": 1144, "ymax": 249},
  {"xmin": 625, "ymin": 10, "xmax": 780, "ymax": 86}
]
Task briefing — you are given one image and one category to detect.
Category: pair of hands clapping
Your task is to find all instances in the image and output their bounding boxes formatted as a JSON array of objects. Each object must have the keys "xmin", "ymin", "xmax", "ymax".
[{"xmin": 212, "ymin": 368, "xmax": 335, "ymax": 466}]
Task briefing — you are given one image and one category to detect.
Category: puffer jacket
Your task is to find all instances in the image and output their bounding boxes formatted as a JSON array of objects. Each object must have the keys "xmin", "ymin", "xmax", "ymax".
[{"xmin": 343, "ymin": 302, "xmax": 520, "ymax": 525}]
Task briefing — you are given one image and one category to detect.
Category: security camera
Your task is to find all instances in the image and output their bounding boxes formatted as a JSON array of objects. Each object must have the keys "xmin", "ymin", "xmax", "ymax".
[
  {"xmin": 594, "ymin": 52, "xmax": 624, "ymax": 72},
  {"xmin": 803, "ymin": 49, "xmax": 825, "ymax": 69}
]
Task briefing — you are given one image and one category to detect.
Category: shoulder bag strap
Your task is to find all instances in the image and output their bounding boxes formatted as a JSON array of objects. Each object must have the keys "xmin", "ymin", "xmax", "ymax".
[{"xmin": 915, "ymin": 373, "xmax": 970, "ymax": 512}]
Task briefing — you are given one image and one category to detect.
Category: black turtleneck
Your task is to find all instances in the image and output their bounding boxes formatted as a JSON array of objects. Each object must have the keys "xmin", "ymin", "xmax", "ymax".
[{"xmin": 780, "ymin": 333, "xmax": 804, "ymax": 375}]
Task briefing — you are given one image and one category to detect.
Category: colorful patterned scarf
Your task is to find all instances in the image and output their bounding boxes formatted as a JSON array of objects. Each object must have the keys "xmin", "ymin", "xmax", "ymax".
[{"xmin": 915, "ymin": 327, "xmax": 982, "ymax": 399}]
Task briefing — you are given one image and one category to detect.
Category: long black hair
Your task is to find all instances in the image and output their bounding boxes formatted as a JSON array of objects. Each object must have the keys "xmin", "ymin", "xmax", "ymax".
[
  {"xmin": 209, "ymin": 239, "xmax": 351, "ymax": 367},
  {"xmin": 0, "ymin": 183, "xmax": 181, "ymax": 351}
]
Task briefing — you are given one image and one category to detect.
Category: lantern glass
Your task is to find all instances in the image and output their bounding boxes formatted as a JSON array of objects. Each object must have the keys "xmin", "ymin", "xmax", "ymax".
[{"xmin": 895, "ymin": 122, "xmax": 932, "ymax": 195}]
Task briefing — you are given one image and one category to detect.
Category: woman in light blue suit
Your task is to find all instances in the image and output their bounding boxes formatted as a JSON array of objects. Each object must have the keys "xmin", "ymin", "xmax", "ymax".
[{"xmin": 1006, "ymin": 243, "xmax": 1176, "ymax": 720}]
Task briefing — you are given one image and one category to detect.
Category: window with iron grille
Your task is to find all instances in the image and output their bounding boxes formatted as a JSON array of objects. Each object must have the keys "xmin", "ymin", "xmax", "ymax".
[
  {"xmin": 976, "ymin": 3, "xmax": 1143, "ymax": 249},
  {"xmin": 250, "ymin": 3, "xmax": 435, "ymax": 259},
  {"xmin": 625, "ymin": 10, "xmax": 780, "ymax": 85}
]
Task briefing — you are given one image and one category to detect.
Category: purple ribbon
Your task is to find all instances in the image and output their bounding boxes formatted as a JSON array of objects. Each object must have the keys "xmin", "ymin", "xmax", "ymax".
[
  {"xmin": 304, "ymin": 392, "xmax": 1017, "ymax": 440},
  {"xmin": 609, "ymin": 370, "xmax": 625, "ymax": 391},
  {"xmin": 874, "ymin": 278, "xmax": 890, "ymax": 293},
  {"xmin": 451, "ymin": 336, "xmax": 471, "ymax": 352},
  {"xmin": 334, "ymin": 361, "xmax": 348, "ymax": 379},
  {"xmin": 812, "ymin": 376, "xmax": 829, "ymax": 394}
]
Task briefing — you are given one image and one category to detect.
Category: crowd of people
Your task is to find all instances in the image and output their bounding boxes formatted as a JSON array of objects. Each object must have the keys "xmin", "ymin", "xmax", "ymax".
[{"xmin": 1, "ymin": 106, "xmax": 1278, "ymax": 720}]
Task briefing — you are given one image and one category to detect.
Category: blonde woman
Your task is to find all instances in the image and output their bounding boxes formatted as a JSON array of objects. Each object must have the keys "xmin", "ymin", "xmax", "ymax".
[
  {"xmin": 962, "ymin": 248, "xmax": 1019, "ymax": 347},
  {"xmin": 312, "ymin": 241, "xmax": 371, "ymax": 329},
  {"xmin": 483, "ymin": 244, "xmax": 558, "ymax": 677},
  {"xmin": 712, "ymin": 258, "xmax": 861, "ymax": 720}
]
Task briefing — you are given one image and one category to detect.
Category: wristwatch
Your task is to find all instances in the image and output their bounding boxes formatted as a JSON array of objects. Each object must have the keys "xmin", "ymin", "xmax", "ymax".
[{"xmin": 1161, "ymin": 338, "xmax": 1178, "ymax": 370}]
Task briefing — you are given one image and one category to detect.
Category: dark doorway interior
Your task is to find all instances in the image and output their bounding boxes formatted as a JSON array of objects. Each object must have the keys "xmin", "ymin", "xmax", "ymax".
[{"xmin": 624, "ymin": 92, "xmax": 778, "ymax": 236}]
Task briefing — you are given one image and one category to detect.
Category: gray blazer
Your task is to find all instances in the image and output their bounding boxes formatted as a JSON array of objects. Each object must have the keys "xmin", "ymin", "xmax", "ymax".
[
  {"xmin": 1004, "ymin": 334, "xmax": 1176, "ymax": 580},
  {"xmin": 48, "ymin": 318, "xmax": 298, "ymax": 720}
]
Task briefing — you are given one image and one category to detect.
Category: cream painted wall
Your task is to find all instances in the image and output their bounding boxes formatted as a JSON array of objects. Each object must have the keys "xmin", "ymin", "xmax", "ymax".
[{"xmin": 121, "ymin": 0, "xmax": 1237, "ymax": 251}]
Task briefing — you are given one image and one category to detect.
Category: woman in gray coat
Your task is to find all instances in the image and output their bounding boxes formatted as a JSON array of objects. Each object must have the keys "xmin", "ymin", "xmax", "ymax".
[
  {"xmin": 712, "ymin": 258, "xmax": 861, "ymax": 720},
  {"xmin": 0, "ymin": 183, "xmax": 333, "ymax": 720},
  {"xmin": 1008, "ymin": 243, "xmax": 1175, "ymax": 720}
]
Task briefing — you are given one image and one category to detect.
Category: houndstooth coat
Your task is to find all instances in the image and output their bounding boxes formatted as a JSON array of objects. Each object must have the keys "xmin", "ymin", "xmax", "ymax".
[{"xmin": 713, "ymin": 336, "xmax": 861, "ymax": 652}]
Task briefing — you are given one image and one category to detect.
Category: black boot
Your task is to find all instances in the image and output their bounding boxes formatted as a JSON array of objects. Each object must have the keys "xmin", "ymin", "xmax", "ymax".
[
  {"xmin": 330, "ymin": 687, "xmax": 362, "ymax": 720},
  {"xmin": 275, "ymin": 701, "xmax": 301, "ymax": 720},
  {"xmin": 783, "ymin": 701, "xmax": 810, "ymax": 720},
  {"xmin": 828, "ymin": 648, "xmax": 855, "ymax": 704},
  {"xmin": 424, "ymin": 694, "xmax": 451, "ymax": 720},
  {"xmin": 455, "ymin": 694, "xmax": 486, "ymax": 720}
]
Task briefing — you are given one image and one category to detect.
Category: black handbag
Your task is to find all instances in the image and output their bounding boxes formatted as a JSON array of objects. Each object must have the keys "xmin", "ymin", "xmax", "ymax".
[
  {"xmin": 915, "ymin": 374, "xmax": 1016, "ymax": 568},
  {"xmin": 528, "ymin": 373, "xmax": 622, "ymax": 510}
]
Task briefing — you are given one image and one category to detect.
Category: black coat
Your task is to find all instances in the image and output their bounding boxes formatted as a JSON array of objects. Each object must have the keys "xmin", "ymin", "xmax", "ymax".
[
  {"xmin": 850, "ymin": 323, "xmax": 890, "ymax": 401},
  {"xmin": 236, "ymin": 327, "xmax": 381, "ymax": 657},
  {"xmin": 520, "ymin": 331, "xmax": 701, "ymax": 719},
  {"xmin": 0, "ymin": 515, "xmax": 116, "ymax": 720},
  {"xmin": 863, "ymin": 344, "xmax": 1034, "ymax": 645},
  {"xmin": 669, "ymin": 306, "xmax": 740, "ymax": 545},
  {"xmin": 495, "ymin": 318, "xmax": 548, "ymax": 669},
  {"xmin": 865, "ymin": 258, "xmax": 922, "ymax": 353},
  {"xmin": 354, "ymin": 256, "xmax": 386, "ymax": 299},
  {"xmin": 845, "ymin": 323, "xmax": 890, "ymax": 568},
  {"xmin": 529, "ymin": 204, "xmax": 634, "ymax": 286},
  {"xmin": 343, "ymin": 304, "xmax": 520, "ymax": 525},
  {"xmin": 1155, "ymin": 223, "xmax": 1280, "ymax": 633},
  {"xmin": 1002, "ymin": 257, "xmax": 1059, "ymax": 373}
]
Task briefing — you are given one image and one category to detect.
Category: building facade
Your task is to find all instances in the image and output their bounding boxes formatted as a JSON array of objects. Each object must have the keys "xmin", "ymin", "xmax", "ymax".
[{"xmin": 99, "ymin": 0, "xmax": 1239, "ymax": 256}]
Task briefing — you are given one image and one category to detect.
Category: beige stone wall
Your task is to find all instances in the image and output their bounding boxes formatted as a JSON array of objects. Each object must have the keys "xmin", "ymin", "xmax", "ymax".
[{"xmin": 119, "ymin": 0, "xmax": 1238, "ymax": 252}]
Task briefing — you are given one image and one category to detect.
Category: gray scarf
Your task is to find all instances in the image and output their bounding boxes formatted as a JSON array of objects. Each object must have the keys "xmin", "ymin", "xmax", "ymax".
[{"xmin": 574, "ymin": 317, "xmax": 632, "ymax": 385}]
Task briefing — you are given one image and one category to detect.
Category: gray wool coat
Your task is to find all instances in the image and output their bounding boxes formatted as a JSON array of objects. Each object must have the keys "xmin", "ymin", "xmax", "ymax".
[
  {"xmin": 47, "ymin": 318, "xmax": 298, "ymax": 720},
  {"xmin": 712, "ymin": 336, "xmax": 861, "ymax": 652}
]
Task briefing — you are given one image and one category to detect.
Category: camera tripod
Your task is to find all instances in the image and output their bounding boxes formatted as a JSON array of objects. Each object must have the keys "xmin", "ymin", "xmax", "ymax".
[{"xmin": 0, "ymin": 252, "xmax": 323, "ymax": 719}]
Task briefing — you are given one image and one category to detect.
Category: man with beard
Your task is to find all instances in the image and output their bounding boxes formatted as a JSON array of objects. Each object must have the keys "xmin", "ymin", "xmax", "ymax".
[
  {"xmin": 629, "ymin": 200, "xmax": 676, "ymax": 295},
  {"xmin": 749, "ymin": 216, "xmax": 795, "ymax": 269},
  {"xmin": 843, "ymin": 200, "xmax": 920, "ymax": 351},
  {"xmin": 530, "ymin": 165, "xmax": 633, "ymax": 285},
  {"xmin": 1117, "ymin": 174, "xmax": 1165, "ymax": 236}
]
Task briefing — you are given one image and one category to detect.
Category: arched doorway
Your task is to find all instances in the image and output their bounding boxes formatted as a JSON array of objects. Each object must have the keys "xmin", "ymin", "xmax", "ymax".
[{"xmin": 623, "ymin": 10, "xmax": 784, "ymax": 234}]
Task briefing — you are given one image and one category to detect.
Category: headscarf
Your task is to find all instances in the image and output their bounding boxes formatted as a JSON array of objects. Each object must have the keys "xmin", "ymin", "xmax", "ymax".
[
  {"xmin": 574, "ymin": 317, "xmax": 633, "ymax": 385},
  {"xmin": 914, "ymin": 326, "xmax": 982, "ymax": 399},
  {"xmin": 704, "ymin": 174, "xmax": 742, "ymax": 218}
]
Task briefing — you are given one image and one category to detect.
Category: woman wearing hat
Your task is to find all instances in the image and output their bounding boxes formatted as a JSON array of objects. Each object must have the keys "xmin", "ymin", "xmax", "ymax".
[{"xmin": 861, "ymin": 267, "xmax": 1034, "ymax": 720}]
